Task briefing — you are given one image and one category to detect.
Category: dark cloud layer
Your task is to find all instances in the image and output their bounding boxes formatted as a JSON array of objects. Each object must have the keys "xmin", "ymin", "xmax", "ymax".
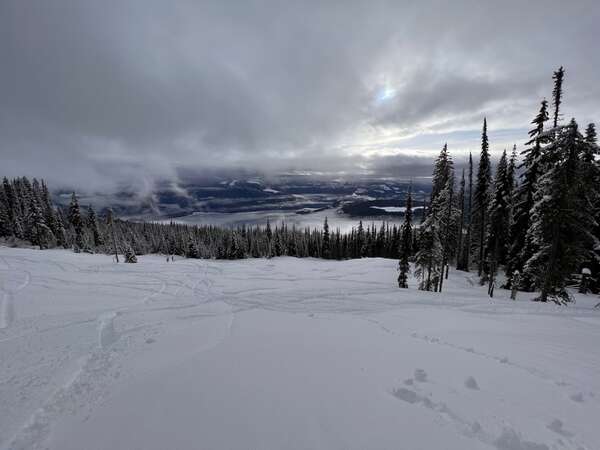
[{"xmin": 0, "ymin": 0, "xmax": 598, "ymax": 192}]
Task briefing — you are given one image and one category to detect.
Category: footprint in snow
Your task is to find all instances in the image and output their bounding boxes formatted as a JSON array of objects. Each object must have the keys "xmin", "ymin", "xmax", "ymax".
[
  {"xmin": 546, "ymin": 419, "xmax": 573, "ymax": 437},
  {"xmin": 392, "ymin": 387, "xmax": 421, "ymax": 404},
  {"xmin": 414, "ymin": 368, "xmax": 427, "ymax": 382},
  {"xmin": 569, "ymin": 392, "xmax": 584, "ymax": 403},
  {"xmin": 465, "ymin": 376, "xmax": 479, "ymax": 390}
]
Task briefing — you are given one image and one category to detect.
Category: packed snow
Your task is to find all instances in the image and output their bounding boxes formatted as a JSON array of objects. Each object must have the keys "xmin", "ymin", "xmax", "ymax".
[{"xmin": 1, "ymin": 247, "xmax": 599, "ymax": 450}]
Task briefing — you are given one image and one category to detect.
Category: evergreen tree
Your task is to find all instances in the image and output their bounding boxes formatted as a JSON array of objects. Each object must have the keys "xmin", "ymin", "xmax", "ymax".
[
  {"xmin": 455, "ymin": 168, "xmax": 466, "ymax": 270},
  {"xmin": 0, "ymin": 197, "xmax": 11, "ymax": 237},
  {"xmin": 54, "ymin": 209, "xmax": 68, "ymax": 248},
  {"xmin": 87, "ymin": 205, "xmax": 103, "ymax": 247},
  {"xmin": 463, "ymin": 152, "xmax": 473, "ymax": 270},
  {"xmin": 471, "ymin": 118, "xmax": 492, "ymax": 277},
  {"xmin": 415, "ymin": 209, "xmax": 443, "ymax": 291},
  {"xmin": 431, "ymin": 143, "xmax": 453, "ymax": 204},
  {"xmin": 322, "ymin": 217, "xmax": 331, "ymax": 259},
  {"xmin": 2, "ymin": 177, "xmax": 15, "ymax": 223},
  {"xmin": 436, "ymin": 175, "xmax": 458, "ymax": 292},
  {"xmin": 524, "ymin": 120, "xmax": 596, "ymax": 303},
  {"xmin": 106, "ymin": 208, "xmax": 119, "ymax": 262},
  {"xmin": 485, "ymin": 150, "xmax": 510, "ymax": 294},
  {"xmin": 507, "ymin": 100, "xmax": 549, "ymax": 289},
  {"xmin": 68, "ymin": 193, "xmax": 84, "ymax": 251},
  {"xmin": 585, "ymin": 123, "xmax": 597, "ymax": 145},
  {"xmin": 397, "ymin": 187, "xmax": 413, "ymax": 288},
  {"xmin": 124, "ymin": 243, "xmax": 138, "ymax": 263},
  {"xmin": 552, "ymin": 66, "xmax": 565, "ymax": 128},
  {"xmin": 27, "ymin": 195, "xmax": 52, "ymax": 249}
]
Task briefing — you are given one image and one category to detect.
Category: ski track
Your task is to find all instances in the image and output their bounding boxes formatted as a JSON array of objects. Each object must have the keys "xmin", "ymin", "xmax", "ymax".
[
  {"xmin": 2, "ymin": 255, "xmax": 224, "ymax": 450},
  {"xmin": 0, "ymin": 269, "xmax": 31, "ymax": 330},
  {"xmin": 1, "ymin": 250, "xmax": 599, "ymax": 450}
]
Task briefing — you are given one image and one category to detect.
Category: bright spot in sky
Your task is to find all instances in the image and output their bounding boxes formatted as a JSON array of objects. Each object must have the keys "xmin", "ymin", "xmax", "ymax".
[{"xmin": 376, "ymin": 86, "xmax": 396, "ymax": 103}]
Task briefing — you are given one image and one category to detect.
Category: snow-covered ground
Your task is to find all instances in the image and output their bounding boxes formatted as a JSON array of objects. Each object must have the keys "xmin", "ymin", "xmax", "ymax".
[{"xmin": 1, "ymin": 247, "xmax": 599, "ymax": 450}]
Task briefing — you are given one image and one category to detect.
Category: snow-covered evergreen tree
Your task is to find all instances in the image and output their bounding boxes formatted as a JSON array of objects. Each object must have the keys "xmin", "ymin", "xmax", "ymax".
[
  {"xmin": 397, "ymin": 187, "xmax": 413, "ymax": 288},
  {"xmin": 322, "ymin": 217, "xmax": 331, "ymax": 259},
  {"xmin": 552, "ymin": 66, "xmax": 565, "ymax": 128},
  {"xmin": 462, "ymin": 153, "xmax": 474, "ymax": 271},
  {"xmin": 415, "ymin": 208, "xmax": 443, "ymax": 291},
  {"xmin": 484, "ymin": 150, "xmax": 511, "ymax": 293},
  {"xmin": 27, "ymin": 195, "xmax": 52, "ymax": 249},
  {"xmin": 124, "ymin": 243, "xmax": 138, "ymax": 263},
  {"xmin": 524, "ymin": 120, "xmax": 597, "ymax": 303},
  {"xmin": 455, "ymin": 169, "xmax": 466, "ymax": 270},
  {"xmin": 431, "ymin": 143, "xmax": 453, "ymax": 204},
  {"xmin": 67, "ymin": 193, "xmax": 84, "ymax": 252},
  {"xmin": 507, "ymin": 100, "xmax": 549, "ymax": 289},
  {"xmin": 471, "ymin": 118, "xmax": 492, "ymax": 277},
  {"xmin": 87, "ymin": 205, "xmax": 103, "ymax": 248}
]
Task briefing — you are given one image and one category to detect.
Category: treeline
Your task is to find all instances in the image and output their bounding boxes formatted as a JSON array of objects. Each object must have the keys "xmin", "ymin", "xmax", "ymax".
[
  {"xmin": 0, "ymin": 178, "xmax": 414, "ymax": 261},
  {"xmin": 397, "ymin": 67, "xmax": 599, "ymax": 304}
]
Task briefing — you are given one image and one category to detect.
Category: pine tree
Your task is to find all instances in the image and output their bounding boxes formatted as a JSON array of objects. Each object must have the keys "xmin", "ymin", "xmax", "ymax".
[
  {"xmin": 471, "ymin": 118, "xmax": 492, "ymax": 277},
  {"xmin": 322, "ymin": 217, "xmax": 331, "ymax": 259},
  {"xmin": 524, "ymin": 120, "xmax": 596, "ymax": 303},
  {"xmin": 462, "ymin": 153, "xmax": 474, "ymax": 270},
  {"xmin": 436, "ymin": 175, "xmax": 458, "ymax": 292},
  {"xmin": 585, "ymin": 123, "xmax": 597, "ymax": 145},
  {"xmin": 552, "ymin": 66, "xmax": 565, "ymax": 128},
  {"xmin": 68, "ymin": 193, "xmax": 84, "ymax": 251},
  {"xmin": 455, "ymin": 169, "xmax": 466, "ymax": 270},
  {"xmin": 485, "ymin": 150, "xmax": 510, "ymax": 294},
  {"xmin": 106, "ymin": 208, "xmax": 119, "ymax": 262},
  {"xmin": 54, "ymin": 209, "xmax": 68, "ymax": 248},
  {"xmin": 2, "ymin": 177, "xmax": 15, "ymax": 223},
  {"xmin": 397, "ymin": 187, "xmax": 413, "ymax": 288},
  {"xmin": 415, "ymin": 208, "xmax": 443, "ymax": 291},
  {"xmin": 87, "ymin": 205, "xmax": 103, "ymax": 247},
  {"xmin": 431, "ymin": 143, "xmax": 453, "ymax": 204},
  {"xmin": 27, "ymin": 195, "xmax": 52, "ymax": 249},
  {"xmin": 40, "ymin": 180, "xmax": 60, "ymax": 239},
  {"xmin": 507, "ymin": 100, "xmax": 549, "ymax": 289},
  {"xmin": 124, "ymin": 243, "xmax": 138, "ymax": 263},
  {"xmin": 0, "ymin": 197, "xmax": 11, "ymax": 237}
]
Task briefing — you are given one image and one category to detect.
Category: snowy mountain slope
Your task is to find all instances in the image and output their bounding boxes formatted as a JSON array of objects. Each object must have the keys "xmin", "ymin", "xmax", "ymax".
[{"xmin": 0, "ymin": 247, "xmax": 599, "ymax": 450}]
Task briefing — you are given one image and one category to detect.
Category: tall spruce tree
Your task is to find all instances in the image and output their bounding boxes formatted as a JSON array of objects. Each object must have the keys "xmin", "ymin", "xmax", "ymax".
[
  {"xmin": 322, "ymin": 217, "xmax": 331, "ymax": 259},
  {"xmin": 415, "ymin": 205, "xmax": 443, "ymax": 292},
  {"xmin": 397, "ymin": 186, "xmax": 413, "ymax": 288},
  {"xmin": 431, "ymin": 143, "xmax": 453, "ymax": 204},
  {"xmin": 471, "ymin": 118, "xmax": 492, "ymax": 277},
  {"xmin": 524, "ymin": 120, "xmax": 596, "ymax": 303},
  {"xmin": 485, "ymin": 150, "xmax": 510, "ymax": 294},
  {"xmin": 455, "ymin": 168, "xmax": 466, "ymax": 270},
  {"xmin": 87, "ymin": 205, "xmax": 103, "ymax": 248},
  {"xmin": 552, "ymin": 66, "xmax": 565, "ymax": 128},
  {"xmin": 507, "ymin": 100, "xmax": 549, "ymax": 289},
  {"xmin": 437, "ymin": 176, "xmax": 458, "ymax": 292},
  {"xmin": 68, "ymin": 193, "xmax": 84, "ymax": 251},
  {"xmin": 462, "ymin": 153, "xmax": 474, "ymax": 270}
]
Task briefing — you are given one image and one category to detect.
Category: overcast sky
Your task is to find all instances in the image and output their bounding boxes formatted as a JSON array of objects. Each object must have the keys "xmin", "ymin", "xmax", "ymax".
[{"xmin": 1, "ymin": 0, "xmax": 599, "ymax": 192}]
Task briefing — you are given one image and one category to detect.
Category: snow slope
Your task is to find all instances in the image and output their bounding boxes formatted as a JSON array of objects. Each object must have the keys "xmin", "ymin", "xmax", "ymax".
[{"xmin": 1, "ymin": 247, "xmax": 599, "ymax": 450}]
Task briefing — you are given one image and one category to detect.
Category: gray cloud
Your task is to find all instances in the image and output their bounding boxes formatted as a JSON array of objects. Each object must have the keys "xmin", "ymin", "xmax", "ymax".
[{"xmin": 0, "ymin": 0, "xmax": 598, "ymax": 192}]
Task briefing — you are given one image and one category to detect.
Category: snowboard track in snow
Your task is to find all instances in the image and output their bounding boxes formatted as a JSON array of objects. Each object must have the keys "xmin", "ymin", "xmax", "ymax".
[
  {"xmin": 1, "ymin": 249, "xmax": 599, "ymax": 450},
  {"xmin": 1, "ymin": 255, "xmax": 228, "ymax": 450}
]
